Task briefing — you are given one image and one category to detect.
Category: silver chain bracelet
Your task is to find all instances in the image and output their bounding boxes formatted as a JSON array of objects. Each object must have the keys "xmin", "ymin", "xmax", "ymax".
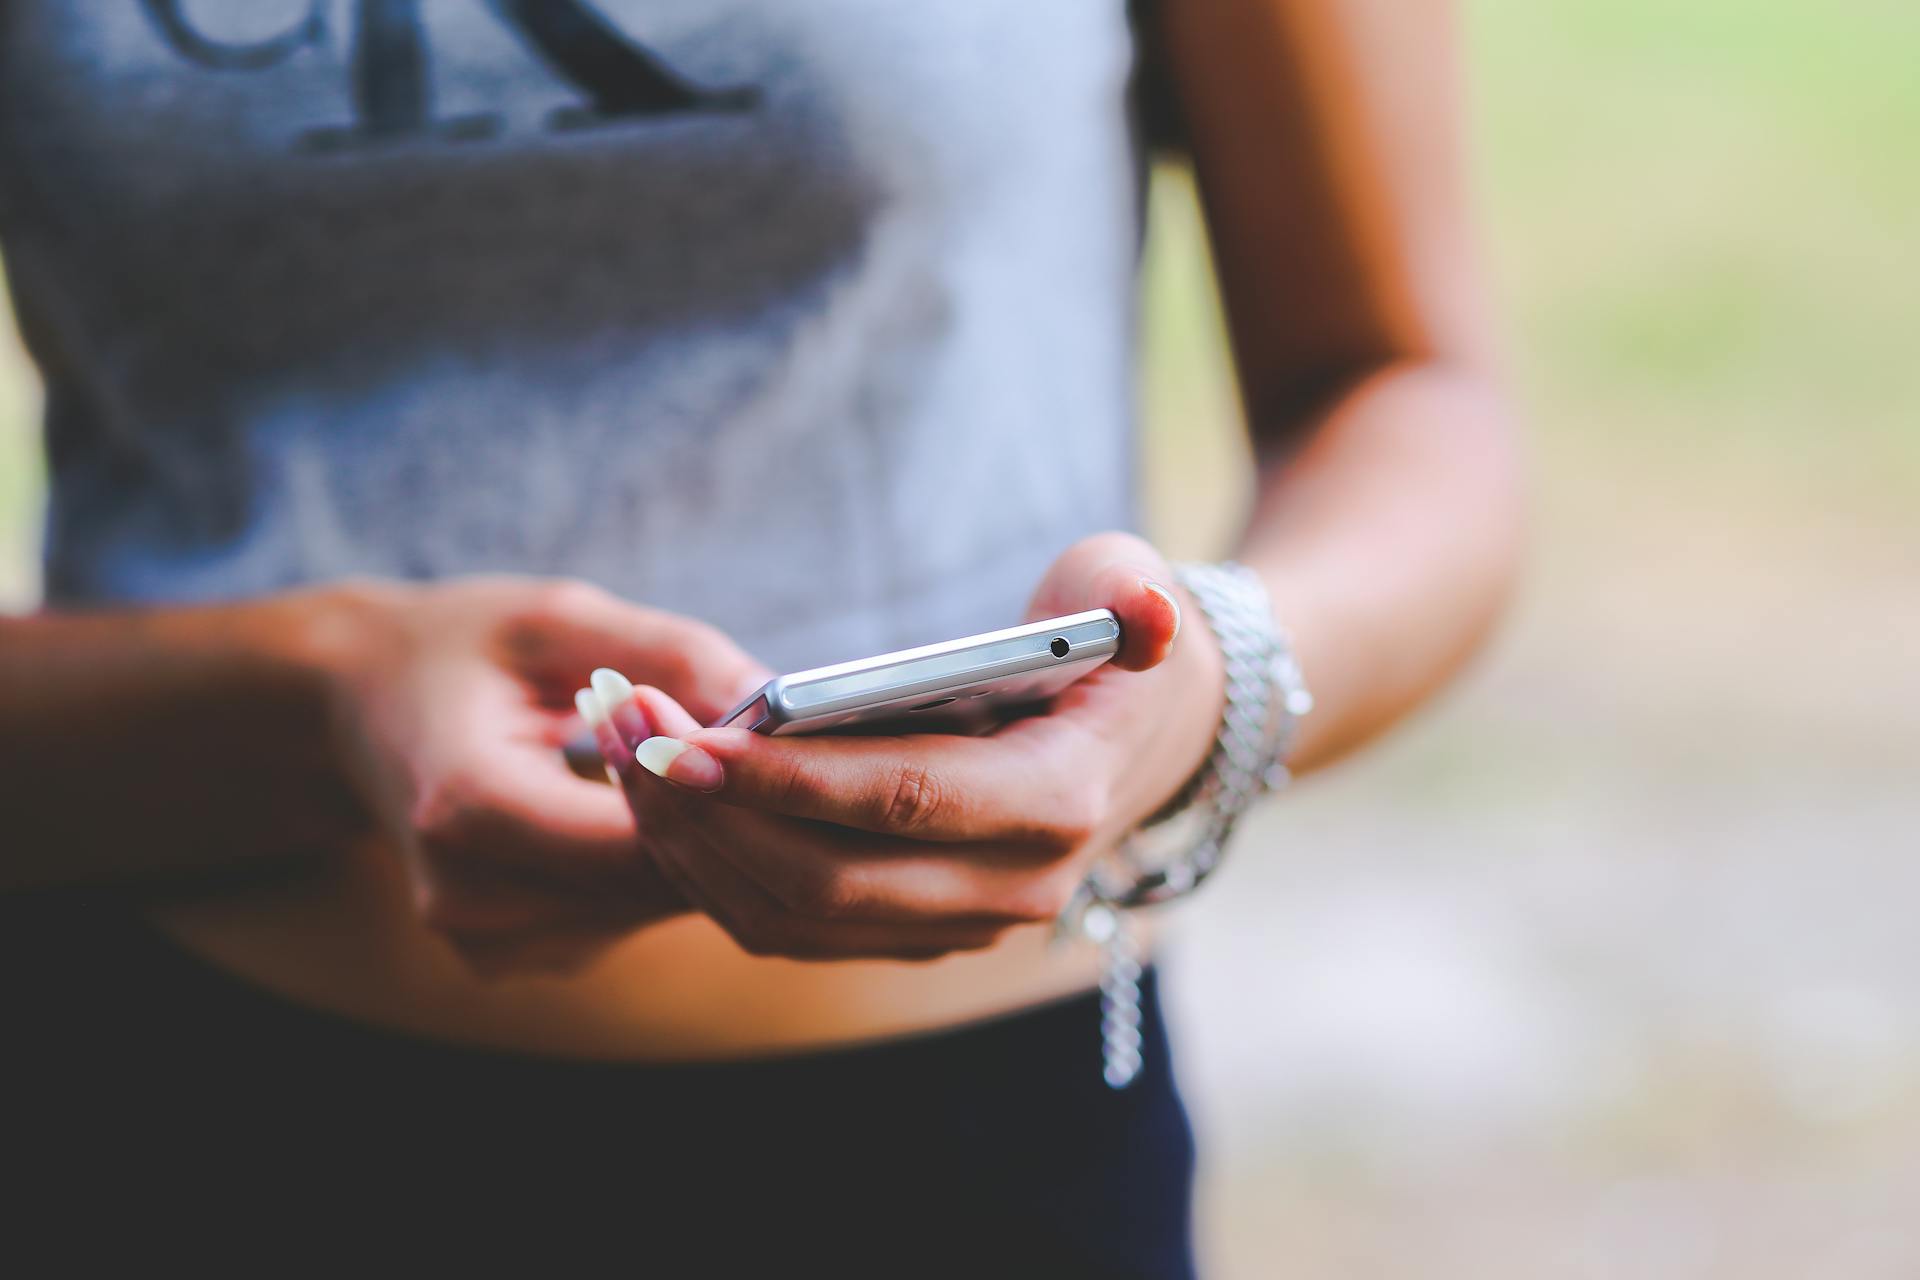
[{"xmin": 1057, "ymin": 561, "xmax": 1312, "ymax": 1088}]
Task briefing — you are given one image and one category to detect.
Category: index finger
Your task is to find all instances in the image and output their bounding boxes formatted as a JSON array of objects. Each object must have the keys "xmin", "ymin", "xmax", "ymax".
[{"xmin": 638, "ymin": 698, "xmax": 1104, "ymax": 849}]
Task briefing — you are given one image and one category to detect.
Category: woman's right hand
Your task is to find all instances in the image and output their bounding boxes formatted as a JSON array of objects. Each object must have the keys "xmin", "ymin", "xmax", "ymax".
[{"xmin": 319, "ymin": 576, "xmax": 770, "ymax": 974}]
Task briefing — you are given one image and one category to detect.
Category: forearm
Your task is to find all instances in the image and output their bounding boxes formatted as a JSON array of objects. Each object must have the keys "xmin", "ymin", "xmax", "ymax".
[
  {"xmin": 1236, "ymin": 358, "xmax": 1523, "ymax": 772},
  {"xmin": 0, "ymin": 589, "xmax": 374, "ymax": 890}
]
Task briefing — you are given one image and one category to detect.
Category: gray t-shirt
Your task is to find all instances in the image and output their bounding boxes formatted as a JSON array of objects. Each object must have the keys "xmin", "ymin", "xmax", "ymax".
[{"xmin": 0, "ymin": 0, "xmax": 1143, "ymax": 670}]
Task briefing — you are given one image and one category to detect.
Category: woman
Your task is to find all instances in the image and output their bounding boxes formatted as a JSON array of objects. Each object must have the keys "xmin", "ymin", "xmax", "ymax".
[{"xmin": 0, "ymin": 0, "xmax": 1519, "ymax": 1273}]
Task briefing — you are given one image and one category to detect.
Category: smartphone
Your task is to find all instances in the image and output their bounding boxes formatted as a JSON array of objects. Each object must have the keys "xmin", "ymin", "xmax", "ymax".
[{"xmin": 718, "ymin": 609, "xmax": 1122, "ymax": 735}]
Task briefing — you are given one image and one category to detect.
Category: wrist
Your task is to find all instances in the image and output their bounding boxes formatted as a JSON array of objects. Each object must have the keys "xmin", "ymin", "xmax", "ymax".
[
  {"xmin": 1064, "ymin": 561, "xmax": 1313, "ymax": 1088},
  {"xmin": 1127, "ymin": 580, "xmax": 1228, "ymax": 827},
  {"xmin": 1091, "ymin": 562, "xmax": 1311, "ymax": 904},
  {"xmin": 1171, "ymin": 578, "xmax": 1230, "ymax": 767},
  {"xmin": 262, "ymin": 577, "xmax": 413, "ymax": 689},
  {"xmin": 200, "ymin": 580, "xmax": 424, "ymax": 842},
  {"xmin": 0, "ymin": 587, "xmax": 405, "ymax": 887}
]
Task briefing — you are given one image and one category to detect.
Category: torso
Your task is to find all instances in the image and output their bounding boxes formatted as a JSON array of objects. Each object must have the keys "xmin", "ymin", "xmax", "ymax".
[
  {"xmin": 2, "ymin": 1, "xmax": 1146, "ymax": 1056},
  {"xmin": 146, "ymin": 831, "xmax": 1114, "ymax": 1059}
]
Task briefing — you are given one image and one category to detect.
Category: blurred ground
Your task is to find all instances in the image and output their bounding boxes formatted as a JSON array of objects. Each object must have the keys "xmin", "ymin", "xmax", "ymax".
[{"xmin": 2, "ymin": 1, "xmax": 1916, "ymax": 1275}]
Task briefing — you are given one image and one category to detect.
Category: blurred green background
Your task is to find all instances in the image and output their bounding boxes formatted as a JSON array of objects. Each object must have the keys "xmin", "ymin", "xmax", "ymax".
[
  {"xmin": 2, "ymin": 1, "xmax": 1915, "ymax": 1275},
  {"xmin": 1138, "ymin": 2, "xmax": 1920, "ymax": 1276}
]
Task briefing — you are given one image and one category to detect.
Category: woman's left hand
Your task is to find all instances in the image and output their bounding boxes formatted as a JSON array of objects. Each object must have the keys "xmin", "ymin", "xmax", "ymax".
[{"xmin": 586, "ymin": 533, "xmax": 1225, "ymax": 962}]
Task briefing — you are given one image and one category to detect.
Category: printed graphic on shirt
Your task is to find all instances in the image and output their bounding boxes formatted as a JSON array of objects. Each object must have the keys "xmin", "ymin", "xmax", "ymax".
[{"xmin": 138, "ymin": 0, "xmax": 759, "ymax": 150}]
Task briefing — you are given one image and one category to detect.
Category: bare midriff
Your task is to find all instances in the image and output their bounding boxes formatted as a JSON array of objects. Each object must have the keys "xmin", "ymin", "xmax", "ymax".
[{"xmin": 143, "ymin": 833, "xmax": 1111, "ymax": 1060}]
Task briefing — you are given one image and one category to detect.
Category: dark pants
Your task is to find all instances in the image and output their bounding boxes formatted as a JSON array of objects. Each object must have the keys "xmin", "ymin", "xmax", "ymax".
[{"xmin": 5, "ymin": 894, "xmax": 1197, "ymax": 1277}]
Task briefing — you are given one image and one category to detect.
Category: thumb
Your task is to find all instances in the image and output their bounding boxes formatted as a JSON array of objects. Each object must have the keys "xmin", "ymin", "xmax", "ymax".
[{"xmin": 1026, "ymin": 532, "xmax": 1182, "ymax": 673}]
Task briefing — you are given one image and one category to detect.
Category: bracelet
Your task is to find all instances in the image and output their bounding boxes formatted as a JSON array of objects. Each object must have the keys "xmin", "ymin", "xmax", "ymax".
[{"xmin": 1058, "ymin": 561, "xmax": 1312, "ymax": 1088}]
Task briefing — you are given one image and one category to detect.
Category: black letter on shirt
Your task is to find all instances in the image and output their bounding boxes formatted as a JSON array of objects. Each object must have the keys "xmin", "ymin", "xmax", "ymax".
[
  {"xmin": 491, "ymin": 0, "xmax": 758, "ymax": 121},
  {"xmin": 353, "ymin": 0, "xmax": 429, "ymax": 137},
  {"xmin": 139, "ymin": 0, "xmax": 326, "ymax": 71},
  {"xmin": 143, "ymin": 0, "xmax": 757, "ymax": 149}
]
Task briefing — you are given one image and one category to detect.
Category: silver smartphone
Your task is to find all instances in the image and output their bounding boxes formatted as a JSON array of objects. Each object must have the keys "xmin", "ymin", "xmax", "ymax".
[{"xmin": 718, "ymin": 609, "xmax": 1122, "ymax": 735}]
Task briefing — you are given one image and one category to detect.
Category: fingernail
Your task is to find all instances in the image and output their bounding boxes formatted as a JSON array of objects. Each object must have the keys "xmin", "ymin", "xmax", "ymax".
[
  {"xmin": 591, "ymin": 666, "xmax": 652, "ymax": 747},
  {"xmin": 578, "ymin": 686, "xmax": 633, "ymax": 776},
  {"xmin": 635, "ymin": 736, "xmax": 723, "ymax": 792},
  {"xmin": 1141, "ymin": 579, "xmax": 1182, "ymax": 642},
  {"xmin": 590, "ymin": 667, "xmax": 635, "ymax": 709}
]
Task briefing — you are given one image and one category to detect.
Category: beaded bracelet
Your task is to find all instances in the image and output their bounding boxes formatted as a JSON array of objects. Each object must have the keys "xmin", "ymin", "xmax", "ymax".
[{"xmin": 1058, "ymin": 562, "xmax": 1312, "ymax": 1087}]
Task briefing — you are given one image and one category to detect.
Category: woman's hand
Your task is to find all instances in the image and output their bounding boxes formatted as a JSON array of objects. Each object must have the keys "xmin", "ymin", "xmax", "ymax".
[
  {"xmin": 588, "ymin": 534, "xmax": 1224, "ymax": 963},
  {"xmin": 326, "ymin": 576, "xmax": 769, "ymax": 975}
]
